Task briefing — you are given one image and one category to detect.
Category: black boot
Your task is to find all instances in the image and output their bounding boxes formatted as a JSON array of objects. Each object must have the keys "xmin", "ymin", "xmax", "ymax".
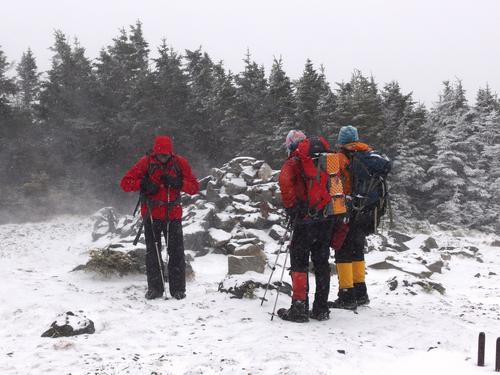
[
  {"xmin": 277, "ymin": 300, "xmax": 309, "ymax": 322},
  {"xmin": 309, "ymin": 308, "xmax": 330, "ymax": 321},
  {"xmin": 172, "ymin": 291, "xmax": 186, "ymax": 300},
  {"xmin": 354, "ymin": 282, "xmax": 370, "ymax": 305},
  {"xmin": 327, "ymin": 288, "xmax": 357, "ymax": 310},
  {"xmin": 145, "ymin": 289, "xmax": 164, "ymax": 300}
]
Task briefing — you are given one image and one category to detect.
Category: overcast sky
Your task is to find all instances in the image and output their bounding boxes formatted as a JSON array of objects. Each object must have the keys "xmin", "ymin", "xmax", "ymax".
[{"xmin": 1, "ymin": 0, "xmax": 499, "ymax": 105}]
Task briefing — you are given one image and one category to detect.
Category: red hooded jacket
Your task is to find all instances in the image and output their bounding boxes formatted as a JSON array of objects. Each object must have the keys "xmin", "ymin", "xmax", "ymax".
[
  {"xmin": 279, "ymin": 149, "xmax": 307, "ymax": 209},
  {"xmin": 120, "ymin": 136, "xmax": 199, "ymax": 221}
]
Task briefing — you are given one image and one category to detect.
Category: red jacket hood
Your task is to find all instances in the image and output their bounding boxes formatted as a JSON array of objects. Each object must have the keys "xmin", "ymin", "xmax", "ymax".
[{"xmin": 153, "ymin": 135, "xmax": 173, "ymax": 155}]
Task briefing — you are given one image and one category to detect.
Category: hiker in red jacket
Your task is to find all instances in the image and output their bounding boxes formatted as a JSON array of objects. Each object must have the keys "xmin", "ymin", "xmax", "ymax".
[
  {"xmin": 277, "ymin": 130, "xmax": 334, "ymax": 322},
  {"xmin": 121, "ymin": 135, "xmax": 199, "ymax": 300}
]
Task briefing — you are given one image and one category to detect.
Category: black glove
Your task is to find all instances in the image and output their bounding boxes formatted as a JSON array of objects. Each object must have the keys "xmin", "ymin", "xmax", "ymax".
[
  {"xmin": 160, "ymin": 174, "xmax": 183, "ymax": 189},
  {"xmin": 140, "ymin": 176, "xmax": 159, "ymax": 195}
]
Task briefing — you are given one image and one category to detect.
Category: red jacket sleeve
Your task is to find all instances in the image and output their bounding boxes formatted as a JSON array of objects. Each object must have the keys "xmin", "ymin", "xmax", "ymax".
[
  {"xmin": 176, "ymin": 155, "xmax": 199, "ymax": 195},
  {"xmin": 120, "ymin": 156, "xmax": 149, "ymax": 192},
  {"xmin": 279, "ymin": 159, "xmax": 298, "ymax": 208}
]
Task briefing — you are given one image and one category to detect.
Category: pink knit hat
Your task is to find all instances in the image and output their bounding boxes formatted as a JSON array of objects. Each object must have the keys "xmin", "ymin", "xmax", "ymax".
[{"xmin": 285, "ymin": 130, "xmax": 306, "ymax": 153}]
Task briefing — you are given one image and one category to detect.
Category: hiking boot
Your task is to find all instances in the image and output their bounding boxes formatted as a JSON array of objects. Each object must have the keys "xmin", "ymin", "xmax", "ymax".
[
  {"xmin": 309, "ymin": 309, "xmax": 330, "ymax": 321},
  {"xmin": 145, "ymin": 289, "xmax": 164, "ymax": 300},
  {"xmin": 327, "ymin": 288, "xmax": 357, "ymax": 311},
  {"xmin": 277, "ymin": 300, "xmax": 309, "ymax": 322},
  {"xmin": 172, "ymin": 291, "xmax": 186, "ymax": 300},
  {"xmin": 354, "ymin": 283, "xmax": 370, "ymax": 305}
]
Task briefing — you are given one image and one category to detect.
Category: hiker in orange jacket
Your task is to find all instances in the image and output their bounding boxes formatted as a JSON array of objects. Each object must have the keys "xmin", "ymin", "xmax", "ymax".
[{"xmin": 329, "ymin": 125, "xmax": 373, "ymax": 310}]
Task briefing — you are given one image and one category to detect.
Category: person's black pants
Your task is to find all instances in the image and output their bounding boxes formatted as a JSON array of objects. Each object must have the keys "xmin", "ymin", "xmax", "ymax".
[
  {"xmin": 289, "ymin": 219, "xmax": 333, "ymax": 312},
  {"xmin": 144, "ymin": 219, "xmax": 185, "ymax": 296},
  {"xmin": 334, "ymin": 223, "xmax": 366, "ymax": 263}
]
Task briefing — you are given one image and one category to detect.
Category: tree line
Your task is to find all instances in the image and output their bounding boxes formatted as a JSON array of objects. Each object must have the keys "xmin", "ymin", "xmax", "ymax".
[{"xmin": 0, "ymin": 21, "xmax": 499, "ymax": 231}]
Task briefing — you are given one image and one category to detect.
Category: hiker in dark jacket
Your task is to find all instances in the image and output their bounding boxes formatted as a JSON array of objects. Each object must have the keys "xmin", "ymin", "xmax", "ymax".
[
  {"xmin": 120, "ymin": 135, "xmax": 199, "ymax": 300},
  {"xmin": 329, "ymin": 125, "xmax": 373, "ymax": 310}
]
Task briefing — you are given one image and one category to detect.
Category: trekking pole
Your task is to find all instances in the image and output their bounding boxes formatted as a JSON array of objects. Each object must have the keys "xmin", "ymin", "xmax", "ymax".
[
  {"xmin": 260, "ymin": 217, "xmax": 292, "ymax": 306},
  {"xmin": 164, "ymin": 187, "xmax": 171, "ymax": 280},
  {"xmin": 146, "ymin": 201, "xmax": 167, "ymax": 300},
  {"xmin": 270, "ymin": 243, "xmax": 291, "ymax": 321}
]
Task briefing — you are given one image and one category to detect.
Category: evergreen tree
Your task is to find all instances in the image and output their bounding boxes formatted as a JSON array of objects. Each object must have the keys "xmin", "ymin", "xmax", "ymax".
[
  {"xmin": 334, "ymin": 70, "xmax": 384, "ymax": 148},
  {"xmin": 209, "ymin": 61, "xmax": 237, "ymax": 164},
  {"xmin": 95, "ymin": 21, "xmax": 151, "ymax": 120},
  {"xmin": 295, "ymin": 59, "xmax": 321, "ymax": 137},
  {"xmin": 380, "ymin": 81, "xmax": 414, "ymax": 158},
  {"xmin": 317, "ymin": 65, "xmax": 337, "ymax": 140},
  {"xmin": 39, "ymin": 31, "xmax": 95, "ymax": 121},
  {"xmin": 423, "ymin": 80, "xmax": 470, "ymax": 227},
  {"xmin": 233, "ymin": 51, "xmax": 269, "ymax": 157},
  {"xmin": 267, "ymin": 57, "xmax": 296, "ymax": 162},
  {"xmin": 0, "ymin": 47, "xmax": 16, "ymax": 116},
  {"xmin": 151, "ymin": 40, "xmax": 189, "ymax": 138},
  {"xmin": 184, "ymin": 47, "xmax": 216, "ymax": 157},
  {"xmin": 16, "ymin": 48, "xmax": 40, "ymax": 114}
]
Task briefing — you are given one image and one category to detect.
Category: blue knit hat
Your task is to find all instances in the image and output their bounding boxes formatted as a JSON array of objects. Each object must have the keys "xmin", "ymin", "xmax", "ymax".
[{"xmin": 337, "ymin": 125, "xmax": 359, "ymax": 145}]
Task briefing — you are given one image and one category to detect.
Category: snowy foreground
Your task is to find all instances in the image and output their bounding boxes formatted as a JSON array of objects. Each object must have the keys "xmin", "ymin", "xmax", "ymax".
[{"xmin": 1, "ymin": 216, "xmax": 499, "ymax": 375}]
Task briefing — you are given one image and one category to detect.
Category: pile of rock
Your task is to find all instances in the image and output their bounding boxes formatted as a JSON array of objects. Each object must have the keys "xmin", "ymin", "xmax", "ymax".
[{"xmin": 88, "ymin": 157, "xmax": 289, "ymax": 276}]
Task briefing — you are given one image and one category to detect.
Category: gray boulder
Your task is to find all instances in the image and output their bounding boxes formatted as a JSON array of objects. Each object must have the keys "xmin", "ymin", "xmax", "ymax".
[
  {"xmin": 424, "ymin": 236, "xmax": 439, "ymax": 249},
  {"xmin": 184, "ymin": 223, "xmax": 209, "ymax": 252},
  {"xmin": 228, "ymin": 254, "xmax": 266, "ymax": 275},
  {"xmin": 233, "ymin": 243, "xmax": 265, "ymax": 256},
  {"xmin": 208, "ymin": 228, "xmax": 232, "ymax": 248}
]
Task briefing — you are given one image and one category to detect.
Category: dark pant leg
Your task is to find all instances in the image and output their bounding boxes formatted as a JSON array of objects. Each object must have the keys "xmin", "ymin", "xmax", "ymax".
[
  {"xmin": 310, "ymin": 219, "xmax": 333, "ymax": 312},
  {"xmin": 144, "ymin": 218, "xmax": 165, "ymax": 292},
  {"xmin": 164, "ymin": 220, "xmax": 186, "ymax": 296},
  {"xmin": 288, "ymin": 223, "xmax": 310, "ymax": 303},
  {"xmin": 335, "ymin": 219, "xmax": 367, "ymax": 263},
  {"xmin": 289, "ymin": 223, "xmax": 310, "ymax": 273},
  {"xmin": 348, "ymin": 225, "xmax": 366, "ymax": 262}
]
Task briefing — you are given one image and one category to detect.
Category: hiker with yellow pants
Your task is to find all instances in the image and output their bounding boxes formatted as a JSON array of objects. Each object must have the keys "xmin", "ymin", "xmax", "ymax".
[{"xmin": 329, "ymin": 125, "xmax": 382, "ymax": 310}]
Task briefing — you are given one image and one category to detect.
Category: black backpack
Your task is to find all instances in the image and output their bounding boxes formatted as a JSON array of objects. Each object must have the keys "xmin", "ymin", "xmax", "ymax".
[{"xmin": 348, "ymin": 150, "xmax": 391, "ymax": 233}]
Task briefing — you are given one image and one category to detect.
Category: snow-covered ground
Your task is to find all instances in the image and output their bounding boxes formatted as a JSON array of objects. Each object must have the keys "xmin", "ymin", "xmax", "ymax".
[{"xmin": 0, "ymin": 216, "xmax": 499, "ymax": 374}]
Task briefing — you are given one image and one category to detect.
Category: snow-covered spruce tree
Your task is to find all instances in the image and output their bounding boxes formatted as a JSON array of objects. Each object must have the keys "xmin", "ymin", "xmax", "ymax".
[
  {"xmin": 151, "ymin": 40, "xmax": 189, "ymax": 143},
  {"xmin": 380, "ymin": 81, "xmax": 414, "ymax": 159},
  {"xmin": 333, "ymin": 70, "xmax": 384, "ymax": 149},
  {"xmin": 205, "ymin": 61, "xmax": 238, "ymax": 165},
  {"xmin": 294, "ymin": 59, "xmax": 321, "ymax": 137},
  {"xmin": 0, "ymin": 46, "xmax": 16, "ymax": 116},
  {"xmin": 233, "ymin": 50, "xmax": 269, "ymax": 158},
  {"xmin": 15, "ymin": 48, "xmax": 40, "ymax": 116},
  {"xmin": 94, "ymin": 21, "xmax": 151, "ymax": 120},
  {"xmin": 317, "ymin": 65, "xmax": 337, "ymax": 142},
  {"xmin": 183, "ymin": 47, "xmax": 218, "ymax": 163},
  {"xmin": 422, "ymin": 80, "xmax": 471, "ymax": 229},
  {"xmin": 467, "ymin": 86, "xmax": 500, "ymax": 231},
  {"xmin": 266, "ymin": 57, "xmax": 296, "ymax": 164},
  {"xmin": 390, "ymin": 103, "xmax": 434, "ymax": 227}
]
